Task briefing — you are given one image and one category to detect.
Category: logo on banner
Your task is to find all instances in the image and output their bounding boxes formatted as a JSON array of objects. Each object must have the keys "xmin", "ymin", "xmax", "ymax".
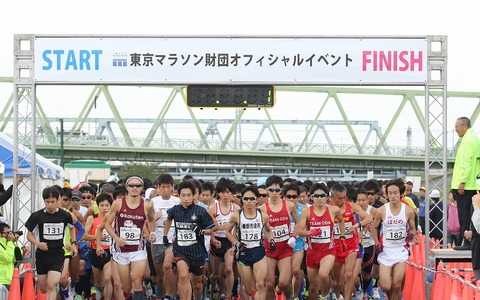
[{"xmin": 113, "ymin": 52, "xmax": 128, "ymax": 67}]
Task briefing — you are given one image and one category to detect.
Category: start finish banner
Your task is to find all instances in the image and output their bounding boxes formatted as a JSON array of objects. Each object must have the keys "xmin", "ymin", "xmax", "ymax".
[{"xmin": 33, "ymin": 36, "xmax": 428, "ymax": 85}]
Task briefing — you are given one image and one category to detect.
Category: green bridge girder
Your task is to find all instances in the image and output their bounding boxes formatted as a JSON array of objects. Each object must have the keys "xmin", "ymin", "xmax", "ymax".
[
  {"xmin": 34, "ymin": 144, "xmax": 455, "ymax": 171},
  {"xmin": 1, "ymin": 77, "xmax": 479, "ymax": 169}
]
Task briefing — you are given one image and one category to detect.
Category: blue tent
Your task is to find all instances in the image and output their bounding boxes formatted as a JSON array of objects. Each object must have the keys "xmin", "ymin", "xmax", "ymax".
[{"xmin": 0, "ymin": 132, "xmax": 63, "ymax": 179}]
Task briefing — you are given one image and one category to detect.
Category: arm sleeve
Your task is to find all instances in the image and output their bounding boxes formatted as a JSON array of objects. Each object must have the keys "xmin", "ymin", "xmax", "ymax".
[{"xmin": 74, "ymin": 220, "xmax": 85, "ymax": 241}]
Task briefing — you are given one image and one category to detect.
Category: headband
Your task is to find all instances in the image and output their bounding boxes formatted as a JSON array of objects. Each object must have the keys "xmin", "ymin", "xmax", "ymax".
[{"xmin": 126, "ymin": 176, "xmax": 144, "ymax": 185}]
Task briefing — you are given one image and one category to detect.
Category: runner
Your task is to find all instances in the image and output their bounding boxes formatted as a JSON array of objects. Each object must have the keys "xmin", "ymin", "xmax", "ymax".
[
  {"xmin": 103, "ymin": 175, "xmax": 156, "ymax": 300},
  {"xmin": 371, "ymin": 178, "xmax": 419, "ymax": 300},
  {"xmin": 25, "ymin": 186, "xmax": 78, "ymax": 300},
  {"xmin": 282, "ymin": 184, "xmax": 306, "ymax": 300},
  {"xmin": 208, "ymin": 178, "xmax": 241, "ymax": 299},
  {"xmin": 84, "ymin": 194, "xmax": 114, "ymax": 300},
  {"xmin": 57, "ymin": 187, "xmax": 85, "ymax": 300},
  {"xmin": 259, "ymin": 175, "xmax": 298, "ymax": 300},
  {"xmin": 225, "ymin": 185, "xmax": 275, "ymax": 300},
  {"xmin": 330, "ymin": 183, "xmax": 372, "ymax": 300},
  {"xmin": 150, "ymin": 173, "xmax": 180, "ymax": 299},
  {"xmin": 164, "ymin": 180, "xmax": 216, "ymax": 300},
  {"xmin": 356, "ymin": 188, "xmax": 378, "ymax": 299},
  {"xmin": 362, "ymin": 180, "xmax": 384, "ymax": 299},
  {"xmin": 295, "ymin": 182, "xmax": 345, "ymax": 300}
]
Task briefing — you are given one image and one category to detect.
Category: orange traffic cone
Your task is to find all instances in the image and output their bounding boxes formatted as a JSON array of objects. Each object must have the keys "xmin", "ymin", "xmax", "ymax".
[
  {"xmin": 475, "ymin": 280, "xmax": 480, "ymax": 300},
  {"xmin": 275, "ymin": 286, "xmax": 285, "ymax": 300},
  {"xmin": 403, "ymin": 256, "xmax": 415, "ymax": 297},
  {"xmin": 36, "ymin": 283, "xmax": 47, "ymax": 300},
  {"xmin": 22, "ymin": 263, "xmax": 35, "ymax": 300},
  {"xmin": 419, "ymin": 233, "xmax": 426, "ymax": 267},
  {"xmin": 412, "ymin": 260, "xmax": 425, "ymax": 300},
  {"xmin": 431, "ymin": 261, "xmax": 445, "ymax": 300},
  {"xmin": 8, "ymin": 268, "xmax": 20, "ymax": 300},
  {"xmin": 462, "ymin": 273, "xmax": 473, "ymax": 300},
  {"xmin": 443, "ymin": 265, "xmax": 453, "ymax": 300},
  {"xmin": 451, "ymin": 269, "xmax": 462, "ymax": 300}
]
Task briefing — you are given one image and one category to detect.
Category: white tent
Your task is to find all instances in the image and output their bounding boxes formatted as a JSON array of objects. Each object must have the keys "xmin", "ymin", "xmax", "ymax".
[{"xmin": 0, "ymin": 132, "xmax": 63, "ymax": 232}]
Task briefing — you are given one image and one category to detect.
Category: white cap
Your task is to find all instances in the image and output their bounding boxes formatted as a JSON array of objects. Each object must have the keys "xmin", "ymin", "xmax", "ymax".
[{"xmin": 429, "ymin": 189, "xmax": 440, "ymax": 198}]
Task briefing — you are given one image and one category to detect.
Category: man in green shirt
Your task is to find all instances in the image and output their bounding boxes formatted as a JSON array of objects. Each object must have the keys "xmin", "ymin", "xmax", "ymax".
[{"xmin": 452, "ymin": 117, "xmax": 480, "ymax": 249}]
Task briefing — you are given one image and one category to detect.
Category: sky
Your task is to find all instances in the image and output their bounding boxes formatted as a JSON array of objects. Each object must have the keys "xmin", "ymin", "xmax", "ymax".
[{"xmin": 1, "ymin": 0, "xmax": 479, "ymax": 148}]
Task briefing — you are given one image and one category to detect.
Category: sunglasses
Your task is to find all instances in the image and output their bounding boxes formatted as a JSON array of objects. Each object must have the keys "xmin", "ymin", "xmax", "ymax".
[
  {"xmin": 267, "ymin": 188, "xmax": 282, "ymax": 193},
  {"xmin": 259, "ymin": 193, "xmax": 268, "ymax": 198},
  {"xmin": 367, "ymin": 192, "xmax": 377, "ymax": 196},
  {"xmin": 242, "ymin": 196, "xmax": 257, "ymax": 201},
  {"xmin": 285, "ymin": 194, "xmax": 299, "ymax": 199},
  {"xmin": 62, "ymin": 198, "xmax": 71, "ymax": 201},
  {"xmin": 312, "ymin": 193, "xmax": 327, "ymax": 198},
  {"xmin": 234, "ymin": 195, "xmax": 242, "ymax": 198},
  {"xmin": 82, "ymin": 196, "xmax": 92, "ymax": 200},
  {"xmin": 128, "ymin": 184, "xmax": 143, "ymax": 188}
]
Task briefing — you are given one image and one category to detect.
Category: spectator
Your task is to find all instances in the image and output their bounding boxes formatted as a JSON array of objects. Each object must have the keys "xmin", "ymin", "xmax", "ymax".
[
  {"xmin": 418, "ymin": 187, "xmax": 426, "ymax": 233},
  {"xmin": 428, "ymin": 190, "xmax": 443, "ymax": 242},
  {"xmin": 447, "ymin": 191, "xmax": 462, "ymax": 246},
  {"xmin": 0, "ymin": 176, "xmax": 24, "ymax": 207},
  {"xmin": 405, "ymin": 180, "xmax": 420, "ymax": 208},
  {"xmin": 452, "ymin": 117, "xmax": 480, "ymax": 249},
  {"xmin": 0, "ymin": 222, "xmax": 20, "ymax": 290}
]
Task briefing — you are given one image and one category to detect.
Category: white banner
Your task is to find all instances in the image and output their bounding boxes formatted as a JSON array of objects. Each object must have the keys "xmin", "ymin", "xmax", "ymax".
[{"xmin": 33, "ymin": 36, "xmax": 428, "ymax": 85}]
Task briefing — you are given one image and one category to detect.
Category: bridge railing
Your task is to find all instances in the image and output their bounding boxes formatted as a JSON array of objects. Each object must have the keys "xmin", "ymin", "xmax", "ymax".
[{"xmin": 28, "ymin": 134, "xmax": 455, "ymax": 158}]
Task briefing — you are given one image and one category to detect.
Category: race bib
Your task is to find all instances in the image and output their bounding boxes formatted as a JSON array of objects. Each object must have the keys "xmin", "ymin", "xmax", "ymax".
[
  {"xmin": 43, "ymin": 223, "xmax": 64, "ymax": 240},
  {"xmin": 333, "ymin": 221, "xmax": 353, "ymax": 238},
  {"xmin": 119, "ymin": 227, "xmax": 141, "ymax": 245},
  {"xmin": 272, "ymin": 224, "xmax": 289, "ymax": 242},
  {"xmin": 241, "ymin": 227, "xmax": 262, "ymax": 248},
  {"xmin": 384, "ymin": 226, "xmax": 406, "ymax": 245},
  {"xmin": 214, "ymin": 220, "xmax": 230, "ymax": 238},
  {"xmin": 177, "ymin": 229, "xmax": 197, "ymax": 246},
  {"xmin": 100, "ymin": 229, "xmax": 110, "ymax": 246},
  {"xmin": 311, "ymin": 226, "xmax": 331, "ymax": 244},
  {"xmin": 157, "ymin": 217, "xmax": 167, "ymax": 230}
]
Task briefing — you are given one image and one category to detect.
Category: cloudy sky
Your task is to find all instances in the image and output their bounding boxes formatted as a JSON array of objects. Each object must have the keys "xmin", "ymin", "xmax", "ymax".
[{"xmin": 0, "ymin": 0, "xmax": 478, "ymax": 147}]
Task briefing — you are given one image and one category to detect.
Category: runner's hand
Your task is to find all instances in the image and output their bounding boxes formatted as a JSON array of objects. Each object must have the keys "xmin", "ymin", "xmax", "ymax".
[
  {"xmin": 269, "ymin": 239, "xmax": 276, "ymax": 253},
  {"xmin": 211, "ymin": 238, "xmax": 221, "ymax": 249},
  {"xmin": 310, "ymin": 228, "xmax": 322, "ymax": 236},
  {"xmin": 115, "ymin": 237, "xmax": 126, "ymax": 247},
  {"xmin": 163, "ymin": 236, "xmax": 170, "ymax": 246},
  {"xmin": 37, "ymin": 242, "xmax": 48, "ymax": 251},
  {"xmin": 235, "ymin": 241, "xmax": 246, "ymax": 252},
  {"xmin": 96, "ymin": 247, "xmax": 105, "ymax": 256},
  {"xmin": 287, "ymin": 236, "xmax": 296, "ymax": 248},
  {"xmin": 148, "ymin": 232, "xmax": 156, "ymax": 243}
]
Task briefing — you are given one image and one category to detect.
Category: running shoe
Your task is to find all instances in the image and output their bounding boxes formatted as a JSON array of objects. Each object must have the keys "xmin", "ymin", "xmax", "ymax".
[
  {"xmin": 355, "ymin": 289, "xmax": 364, "ymax": 300},
  {"xmin": 372, "ymin": 288, "xmax": 380, "ymax": 300},
  {"xmin": 63, "ymin": 287, "xmax": 73, "ymax": 300}
]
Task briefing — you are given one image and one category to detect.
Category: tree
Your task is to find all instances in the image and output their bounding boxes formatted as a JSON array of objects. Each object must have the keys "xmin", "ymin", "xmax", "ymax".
[{"xmin": 117, "ymin": 163, "xmax": 158, "ymax": 181}]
